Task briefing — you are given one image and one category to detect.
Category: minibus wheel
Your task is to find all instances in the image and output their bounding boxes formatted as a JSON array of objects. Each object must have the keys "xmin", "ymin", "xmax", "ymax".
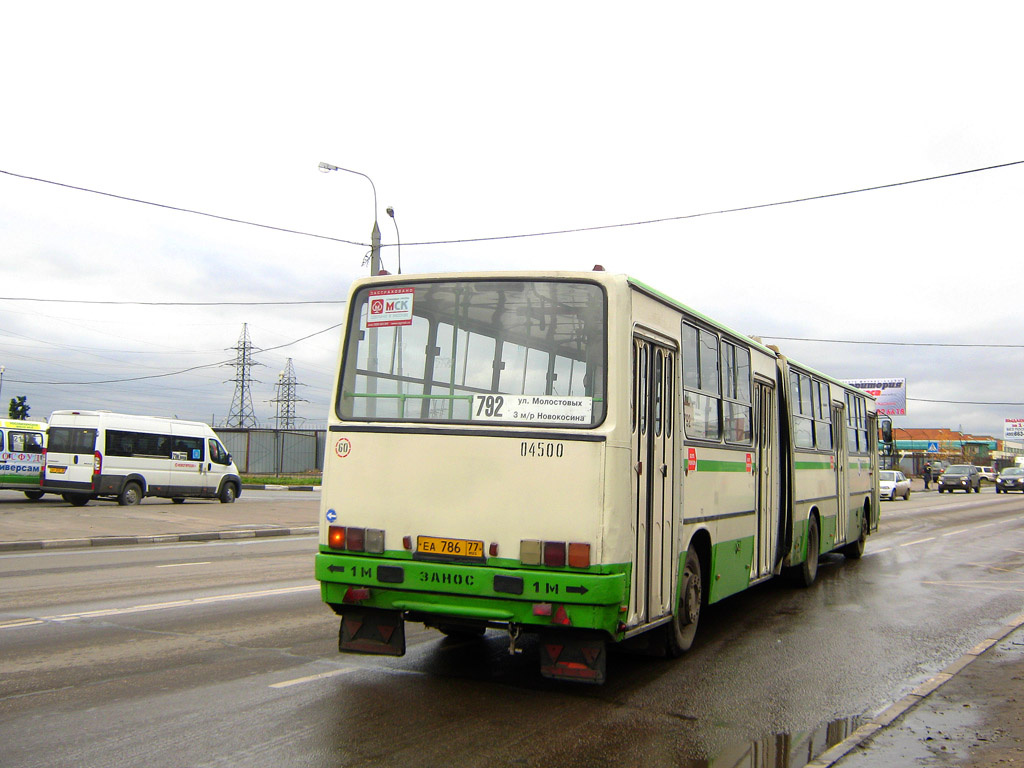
[
  {"xmin": 63, "ymin": 494, "xmax": 90, "ymax": 507},
  {"xmin": 219, "ymin": 483, "xmax": 237, "ymax": 503},
  {"xmin": 118, "ymin": 482, "xmax": 143, "ymax": 506},
  {"xmin": 23, "ymin": 491, "xmax": 44, "ymax": 501}
]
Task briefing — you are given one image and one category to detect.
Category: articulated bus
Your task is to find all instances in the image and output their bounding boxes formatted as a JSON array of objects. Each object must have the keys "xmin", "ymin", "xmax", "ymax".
[{"xmin": 315, "ymin": 270, "xmax": 879, "ymax": 683}]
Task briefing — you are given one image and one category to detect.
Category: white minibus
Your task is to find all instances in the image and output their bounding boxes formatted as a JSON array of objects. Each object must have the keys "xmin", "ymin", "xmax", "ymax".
[
  {"xmin": 0, "ymin": 419, "xmax": 48, "ymax": 500},
  {"xmin": 40, "ymin": 411, "xmax": 242, "ymax": 506}
]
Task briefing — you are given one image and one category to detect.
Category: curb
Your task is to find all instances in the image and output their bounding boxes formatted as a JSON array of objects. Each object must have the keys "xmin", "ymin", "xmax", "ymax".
[
  {"xmin": 0, "ymin": 526, "xmax": 319, "ymax": 553},
  {"xmin": 242, "ymin": 485, "xmax": 321, "ymax": 492},
  {"xmin": 804, "ymin": 611, "xmax": 1024, "ymax": 767}
]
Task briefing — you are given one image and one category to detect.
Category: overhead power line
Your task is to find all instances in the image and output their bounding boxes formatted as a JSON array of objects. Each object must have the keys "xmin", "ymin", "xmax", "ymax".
[
  {"xmin": 3, "ymin": 159, "xmax": 1022, "ymax": 249},
  {"xmin": 5, "ymin": 323, "xmax": 342, "ymax": 386}
]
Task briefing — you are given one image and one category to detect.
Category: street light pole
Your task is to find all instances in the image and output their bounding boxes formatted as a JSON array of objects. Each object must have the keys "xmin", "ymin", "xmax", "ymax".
[
  {"xmin": 0, "ymin": 366, "xmax": 5, "ymax": 414},
  {"xmin": 386, "ymin": 206, "xmax": 401, "ymax": 274},
  {"xmin": 318, "ymin": 161, "xmax": 381, "ymax": 275}
]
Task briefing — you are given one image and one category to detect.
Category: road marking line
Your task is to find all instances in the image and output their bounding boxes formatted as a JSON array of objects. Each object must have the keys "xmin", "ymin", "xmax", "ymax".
[
  {"xmin": 270, "ymin": 667, "xmax": 359, "ymax": 688},
  {"xmin": 942, "ymin": 529, "xmax": 971, "ymax": 537},
  {"xmin": 156, "ymin": 562, "xmax": 212, "ymax": 568},
  {"xmin": 900, "ymin": 537, "xmax": 935, "ymax": 547},
  {"xmin": 0, "ymin": 584, "xmax": 319, "ymax": 629}
]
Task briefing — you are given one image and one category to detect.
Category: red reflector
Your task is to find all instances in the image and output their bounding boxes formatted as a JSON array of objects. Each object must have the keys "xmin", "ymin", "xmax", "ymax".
[
  {"xmin": 545, "ymin": 644, "xmax": 563, "ymax": 663},
  {"xmin": 553, "ymin": 605, "xmax": 571, "ymax": 626},
  {"xmin": 328, "ymin": 525, "xmax": 346, "ymax": 549},
  {"xmin": 348, "ymin": 528, "xmax": 365, "ymax": 551},
  {"xmin": 568, "ymin": 542, "xmax": 591, "ymax": 568},
  {"xmin": 344, "ymin": 587, "xmax": 371, "ymax": 602},
  {"xmin": 532, "ymin": 603, "xmax": 553, "ymax": 616},
  {"xmin": 403, "ymin": 535, "xmax": 412, "ymax": 550},
  {"xmin": 544, "ymin": 541, "xmax": 566, "ymax": 567},
  {"xmin": 489, "ymin": 542, "xmax": 499, "ymax": 557}
]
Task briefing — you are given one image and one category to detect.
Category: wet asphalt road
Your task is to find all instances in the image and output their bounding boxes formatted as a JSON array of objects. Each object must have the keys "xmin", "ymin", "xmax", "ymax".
[{"xmin": 1, "ymin": 489, "xmax": 1022, "ymax": 767}]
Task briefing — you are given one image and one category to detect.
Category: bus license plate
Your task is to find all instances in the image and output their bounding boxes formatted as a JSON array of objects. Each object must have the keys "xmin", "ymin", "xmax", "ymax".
[
  {"xmin": 49, "ymin": 466, "xmax": 67, "ymax": 474},
  {"xmin": 417, "ymin": 535, "xmax": 484, "ymax": 559}
]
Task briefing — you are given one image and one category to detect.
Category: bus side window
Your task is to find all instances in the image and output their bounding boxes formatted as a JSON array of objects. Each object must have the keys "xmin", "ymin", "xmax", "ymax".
[{"xmin": 0, "ymin": 431, "xmax": 5, "ymax": 452}]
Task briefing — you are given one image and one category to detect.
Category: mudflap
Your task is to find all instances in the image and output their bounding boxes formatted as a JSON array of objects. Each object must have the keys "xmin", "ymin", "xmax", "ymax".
[
  {"xmin": 338, "ymin": 606, "xmax": 406, "ymax": 656},
  {"xmin": 539, "ymin": 632, "xmax": 607, "ymax": 684}
]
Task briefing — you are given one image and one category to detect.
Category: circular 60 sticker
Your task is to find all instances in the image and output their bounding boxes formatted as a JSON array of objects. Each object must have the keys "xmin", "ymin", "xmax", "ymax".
[{"xmin": 334, "ymin": 438, "xmax": 352, "ymax": 458}]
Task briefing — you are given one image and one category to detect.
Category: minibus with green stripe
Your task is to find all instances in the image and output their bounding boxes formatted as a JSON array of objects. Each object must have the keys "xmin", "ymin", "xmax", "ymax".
[
  {"xmin": 0, "ymin": 419, "xmax": 47, "ymax": 499},
  {"xmin": 315, "ymin": 269, "xmax": 879, "ymax": 683}
]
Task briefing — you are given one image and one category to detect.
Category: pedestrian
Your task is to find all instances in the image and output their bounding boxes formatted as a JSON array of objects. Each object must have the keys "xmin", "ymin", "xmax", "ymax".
[{"xmin": 923, "ymin": 461, "xmax": 931, "ymax": 490}]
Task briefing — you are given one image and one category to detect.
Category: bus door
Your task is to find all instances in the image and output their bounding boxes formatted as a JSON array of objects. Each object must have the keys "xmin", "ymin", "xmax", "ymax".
[
  {"xmin": 630, "ymin": 334, "xmax": 676, "ymax": 625},
  {"xmin": 753, "ymin": 380, "xmax": 777, "ymax": 578},
  {"xmin": 833, "ymin": 403, "xmax": 848, "ymax": 539}
]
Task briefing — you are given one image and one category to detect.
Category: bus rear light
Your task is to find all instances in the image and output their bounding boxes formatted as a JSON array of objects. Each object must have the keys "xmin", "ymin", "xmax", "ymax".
[
  {"xmin": 347, "ymin": 528, "xmax": 365, "ymax": 551},
  {"xmin": 365, "ymin": 528, "xmax": 385, "ymax": 554},
  {"xmin": 328, "ymin": 526, "xmax": 346, "ymax": 549},
  {"xmin": 93, "ymin": 451, "xmax": 102, "ymax": 473},
  {"xmin": 489, "ymin": 542, "xmax": 499, "ymax": 557},
  {"xmin": 343, "ymin": 587, "xmax": 371, "ymax": 603},
  {"xmin": 568, "ymin": 543, "xmax": 591, "ymax": 568},
  {"xmin": 532, "ymin": 603, "xmax": 553, "ymax": 616},
  {"xmin": 520, "ymin": 540, "xmax": 542, "ymax": 565},
  {"xmin": 544, "ymin": 542, "xmax": 566, "ymax": 567},
  {"xmin": 403, "ymin": 535, "xmax": 413, "ymax": 550}
]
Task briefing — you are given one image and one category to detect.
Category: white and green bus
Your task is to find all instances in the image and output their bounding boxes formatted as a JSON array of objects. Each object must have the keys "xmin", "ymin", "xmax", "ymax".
[{"xmin": 315, "ymin": 270, "xmax": 879, "ymax": 683}]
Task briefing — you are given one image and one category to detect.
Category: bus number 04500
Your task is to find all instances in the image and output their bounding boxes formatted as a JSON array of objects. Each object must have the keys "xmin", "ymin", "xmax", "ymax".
[{"xmin": 521, "ymin": 441, "xmax": 564, "ymax": 458}]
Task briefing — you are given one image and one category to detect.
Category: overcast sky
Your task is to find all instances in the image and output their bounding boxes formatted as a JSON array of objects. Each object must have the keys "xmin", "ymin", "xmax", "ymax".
[{"xmin": 2, "ymin": 3, "xmax": 1022, "ymax": 437}]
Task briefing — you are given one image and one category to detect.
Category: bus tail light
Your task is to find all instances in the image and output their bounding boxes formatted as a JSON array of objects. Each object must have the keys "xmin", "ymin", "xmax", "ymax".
[
  {"xmin": 520, "ymin": 540, "xmax": 592, "ymax": 568},
  {"xmin": 544, "ymin": 542, "xmax": 566, "ymax": 567},
  {"xmin": 327, "ymin": 525, "xmax": 385, "ymax": 554},
  {"xmin": 568, "ymin": 543, "xmax": 591, "ymax": 568}
]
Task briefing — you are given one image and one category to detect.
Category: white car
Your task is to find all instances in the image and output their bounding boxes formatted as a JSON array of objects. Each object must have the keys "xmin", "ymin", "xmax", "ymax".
[
  {"xmin": 879, "ymin": 470, "xmax": 911, "ymax": 500},
  {"xmin": 977, "ymin": 466, "xmax": 996, "ymax": 483}
]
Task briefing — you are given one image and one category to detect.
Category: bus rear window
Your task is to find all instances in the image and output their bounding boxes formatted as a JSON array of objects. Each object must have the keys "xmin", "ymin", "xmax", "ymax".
[
  {"xmin": 47, "ymin": 427, "xmax": 98, "ymax": 454},
  {"xmin": 337, "ymin": 280, "xmax": 606, "ymax": 426}
]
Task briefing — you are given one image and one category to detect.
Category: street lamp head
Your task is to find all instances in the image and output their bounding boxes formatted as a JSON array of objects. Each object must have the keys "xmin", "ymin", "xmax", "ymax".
[
  {"xmin": 386, "ymin": 206, "xmax": 395, "ymax": 218},
  {"xmin": 318, "ymin": 161, "xmax": 337, "ymax": 173}
]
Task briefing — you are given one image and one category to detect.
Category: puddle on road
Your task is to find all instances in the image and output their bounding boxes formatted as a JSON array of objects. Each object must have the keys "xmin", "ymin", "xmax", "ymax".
[{"xmin": 666, "ymin": 716, "xmax": 862, "ymax": 768}]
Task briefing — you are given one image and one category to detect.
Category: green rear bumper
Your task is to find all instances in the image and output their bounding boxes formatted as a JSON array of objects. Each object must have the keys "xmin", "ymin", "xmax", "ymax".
[{"xmin": 315, "ymin": 551, "xmax": 628, "ymax": 637}]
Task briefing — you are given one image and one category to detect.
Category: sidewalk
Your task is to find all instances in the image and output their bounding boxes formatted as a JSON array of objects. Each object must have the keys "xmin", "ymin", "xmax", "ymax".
[{"xmin": 0, "ymin": 486, "xmax": 319, "ymax": 552}]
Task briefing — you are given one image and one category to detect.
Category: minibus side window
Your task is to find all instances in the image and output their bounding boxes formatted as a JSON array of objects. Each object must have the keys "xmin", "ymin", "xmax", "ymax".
[
  {"xmin": 209, "ymin": 439, "xmax": 231, "ymax": 466},
  {"xmin": 10, "ymin": 432, "xmax": 43, "ymax": 453}
]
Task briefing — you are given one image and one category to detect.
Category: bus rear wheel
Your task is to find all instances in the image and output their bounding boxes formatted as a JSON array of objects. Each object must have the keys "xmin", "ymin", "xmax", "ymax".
[
  {"xmin": 24, "ymin": 490, "xmax": 44, "ymax": 501},
  {"xmin": 795, "ymin": 516, "xmax": 819, "ymax": 587},
  {"xmin": 841, "ymin": 511, "xmax": 868, "ymax": 560},
  {"xmin": 118, "ymin": 482, "xmax": 143, "ymax": 506},
  {"xmin": 63, "ymin": 494, "xmax": 91, "ymax": 507},
  {"xmin": 666, "ymin": 546, "xmax": 703, "ymax": 657}
]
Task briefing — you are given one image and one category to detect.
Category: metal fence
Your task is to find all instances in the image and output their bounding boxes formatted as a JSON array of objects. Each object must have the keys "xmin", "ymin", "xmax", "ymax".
[{"xmin": 216, "ymin": 428, "xmax": 326, "ymax": 475}]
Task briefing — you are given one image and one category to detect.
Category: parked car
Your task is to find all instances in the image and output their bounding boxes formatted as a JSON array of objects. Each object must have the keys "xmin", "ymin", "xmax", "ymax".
[
  {"xmin": 938, "ymin": 464, "xmax": 981, "ymax": 493},
  {"xmin": 977, "ymin": 466, "xmax": 996, "ymax": 483},
  {"xmin": 995, "ymin": 467, "xmax": 1024, "ymax": 493},
  {"xmin": 879, "ymin": 470, "xmax": 911, "ymax": 500}
]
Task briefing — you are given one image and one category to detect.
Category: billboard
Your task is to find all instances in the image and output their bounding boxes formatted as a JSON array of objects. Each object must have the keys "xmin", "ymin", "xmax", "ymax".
[
  {"xmin": 843, "ymin": 378, "xmax": 907, "ymax": 416},
  {"xmin": 1005, "ymin": 419, "xmax": 1024, "ymax": 440}
]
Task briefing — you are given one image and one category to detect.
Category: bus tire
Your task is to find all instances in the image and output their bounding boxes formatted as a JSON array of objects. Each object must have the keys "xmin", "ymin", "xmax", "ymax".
[
  {"xmin": 219, "ymin": 483, "xmax": 237, "ymax": 504},
  {"xmin": 172, "ymin": 498, "xmax": 186, "ymax": 504},
  {"xmin": 841, "ymin": 511, "xmax": 868, "ymax": 560},
  {"xmin": 118, "ymin": 482, "xmax": 143, "ymax": 506},
  {"xmin": 64, "ymin": 494, "xmax": 91, "ymax": 507},
  {"xmin": 666, "ymin": 546, "xmax": 703, "ymax": 657},
  {"xmin": 796, "ymin": 515, "xmax": 819, "ymax": 587},
  {"xmin": 24, "ymin": 491, "xmax": 44, "ymax": 501}
]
